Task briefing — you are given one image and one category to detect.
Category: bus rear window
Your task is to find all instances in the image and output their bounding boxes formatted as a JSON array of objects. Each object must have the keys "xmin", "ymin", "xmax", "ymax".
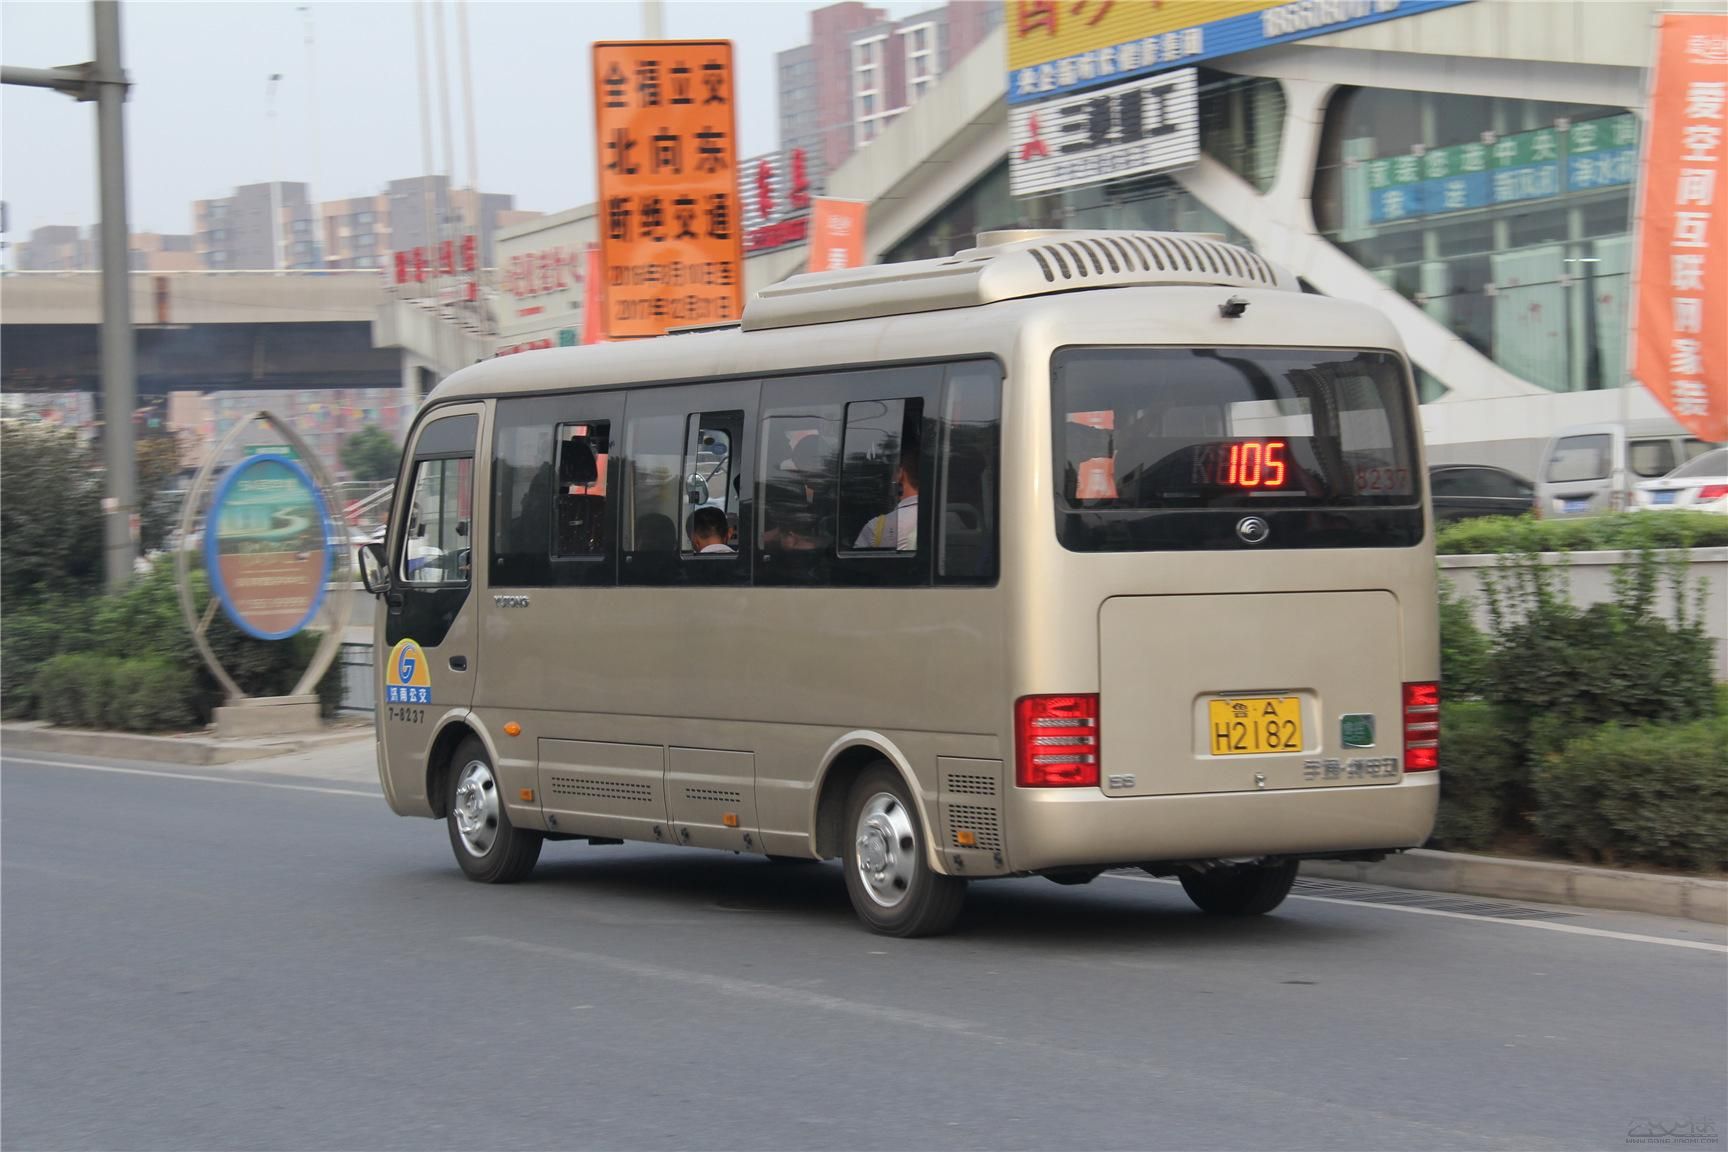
[{"xmin": 1052, "ymin": 347, "xmax": 1422, "ymax": 552}]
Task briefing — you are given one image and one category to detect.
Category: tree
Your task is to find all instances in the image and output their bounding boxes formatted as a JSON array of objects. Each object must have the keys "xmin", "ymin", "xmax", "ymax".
[
  {"xmin": 136, "ymin": 432, "xmax": 184, "ymax": 553},
  {"xmin": 0, "ymin": 421, "xmax": 105, "ymax": 602},
  {"xmin": 341, "ymin": 425, "xmax": 401, "ymax": 483}
]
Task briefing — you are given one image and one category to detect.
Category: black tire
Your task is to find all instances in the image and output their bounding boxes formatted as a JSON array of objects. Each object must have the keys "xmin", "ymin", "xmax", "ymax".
[
  {"xmin": 445, "ymin": 737, "xmax": 542, "ymax": 884},
  {"xmin": 1177, "ymin": 860, "xmax": 1298, "ymax": 916},
  {"xmin": 841, "ymin": 763, "xmax": 965, "ymax": 937}
]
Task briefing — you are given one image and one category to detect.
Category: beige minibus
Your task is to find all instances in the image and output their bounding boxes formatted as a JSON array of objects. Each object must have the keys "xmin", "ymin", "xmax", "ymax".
[{"xmin": 359, "ymin": 229, "xmax": 1439, "ymax": 937}]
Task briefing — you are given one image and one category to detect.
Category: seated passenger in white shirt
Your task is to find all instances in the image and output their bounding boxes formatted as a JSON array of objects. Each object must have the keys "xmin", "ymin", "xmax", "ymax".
[
  {"xmin": 854, "ymin": 449, "xmax": 918, "ymax": 552},
  {"xmin": 687, "ymin": 505, "xmax": 735, "ymax": 554}
]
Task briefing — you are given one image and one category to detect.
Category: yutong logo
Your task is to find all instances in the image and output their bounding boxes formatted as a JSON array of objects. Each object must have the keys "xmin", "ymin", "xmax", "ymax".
[{"xmin": 1236, "ymin": 516, "xmax": 1271, "ymax": 544}]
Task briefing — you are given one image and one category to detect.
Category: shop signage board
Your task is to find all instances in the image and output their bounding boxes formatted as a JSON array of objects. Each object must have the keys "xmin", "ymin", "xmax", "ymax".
[
  {"xmin": 494, "ymin": 208, "xmax": 598, "ymax": 354},
  {"xmin": 1630, "ymin": 12, "xmax": 1727, "ymax": 442},
  {"xmin": 205, "ymin": 454, "xmax": 335, "ymax": 641},
  {"xmin": 1363, "ymin": 114, "xmax": 1638, "ymax": 225},
  {"xmin": 1010, "ymin": 68, "xmax": 1198, "ymax": 197},
  {"xmin": 741, "ymin": 147, "xmax": 823, "ymax": 255},
  {"xmin": 592, "ymin": 40, "xmax": 744, "ymax": 338},
  {"xmin": 391, "ymin": 235, "xmax": 479, "ymax": 303},
  {"xmin": 1005, "ymin": 0, "xmax": 1471, "ymax": 105}
]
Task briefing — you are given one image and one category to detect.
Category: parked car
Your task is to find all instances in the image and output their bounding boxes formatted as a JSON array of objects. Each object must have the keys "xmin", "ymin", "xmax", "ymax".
[
  {"xmin": 1631, "ymin": 447, "xmax": 1728, "ymax": 515},
  {"xmin": 1534, "ymin": 420, "xmax": 1713, "ymax": 517},
  {"xmin": 1428, "ymin": 464, "xmax": 1535, "ymax": 523}
]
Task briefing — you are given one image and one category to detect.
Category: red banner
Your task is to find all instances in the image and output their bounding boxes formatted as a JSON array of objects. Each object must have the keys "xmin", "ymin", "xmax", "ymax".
[
  {"xmin": 808, "ymin": 199, "xmax": 867, "ymax": 273},
  {"xmin": 1631, "ymin": 12, "xmax": 1728, "ymax": 443}
]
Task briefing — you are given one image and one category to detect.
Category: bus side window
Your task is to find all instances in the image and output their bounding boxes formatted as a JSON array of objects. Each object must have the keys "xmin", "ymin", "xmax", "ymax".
[
  {"xmin": 400, "ymin": 456, "xmax": 473, "ymax": 586},
  {"xmin": 682, "ymin": 411, "xmax": 743, "ymax": 556},
  {"xmin": 839, "ymin": 397, "xmax": 923, "ymax": 553},
  {"xmin": 758, "ymin": 406, "xmax": 841, "ymax": 559},
  {"xmin": 555, "ymin": 421, "xmax": 611, "ymax": 557},
  {"xmin": 937, "ymin": 361, "xmax": 1001, "ymax": 585}
]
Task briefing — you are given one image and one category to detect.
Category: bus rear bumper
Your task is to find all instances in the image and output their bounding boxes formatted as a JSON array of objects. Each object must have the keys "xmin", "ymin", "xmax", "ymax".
[{"xmin": 1007, "ymin": 774, "xmax": 1438, "ymax": 873}]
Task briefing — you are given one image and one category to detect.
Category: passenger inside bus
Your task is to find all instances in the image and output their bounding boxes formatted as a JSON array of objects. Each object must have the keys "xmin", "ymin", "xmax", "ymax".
[
  {"xmin": 687, "ymin": 505, "xmax": 734, "ymax": 554},
  {"xmin": 853, "ymin": 445, "xmax": 919, "ymax": 551},
  {"xmin": 762, "ymin": 429, "xmax": 835, "ymax": 551}
]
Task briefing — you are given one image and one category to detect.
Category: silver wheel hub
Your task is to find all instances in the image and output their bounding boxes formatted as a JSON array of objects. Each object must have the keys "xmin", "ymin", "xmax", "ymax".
[
  {"xmin": 854, "ymin": 791, "xmax": 917, "ymax": 909},
  {"xmin": 452, "ymin": 759, "xmax": 500, "ymax": 858}
]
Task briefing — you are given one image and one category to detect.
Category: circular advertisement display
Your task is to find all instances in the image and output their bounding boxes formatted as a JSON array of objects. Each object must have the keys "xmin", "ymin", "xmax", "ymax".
[{"xmin": 205, "ymin": 454, "xmax": 335, "ymax": 641}]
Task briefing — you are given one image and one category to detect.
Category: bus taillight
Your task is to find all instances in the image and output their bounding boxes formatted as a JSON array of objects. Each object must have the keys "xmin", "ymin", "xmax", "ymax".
[
  {"xmin": 1015, "ymin": 694, "xmax": 1100, "ymax": 787},
  {"xmin": 1403, "ymin": 681, "xmax": 1439, "ymax": 772}
]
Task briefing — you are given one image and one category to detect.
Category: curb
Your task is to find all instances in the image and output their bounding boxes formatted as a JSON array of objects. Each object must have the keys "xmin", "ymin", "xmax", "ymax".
[
  {"xmin": 1303, "ymin": 849, "xmax": 1728, "ymax": 926},
  {"xmin": 0, "ymin": 722, "xmax": 369, "ymax": 768}
]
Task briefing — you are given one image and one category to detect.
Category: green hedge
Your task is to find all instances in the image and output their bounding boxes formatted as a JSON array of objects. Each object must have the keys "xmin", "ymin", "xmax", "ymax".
[
  {"xmin": 36, "ymin": 654, "xmax": 198, "ymax": 732},
  {"xmin": 1436, "ymin": 510, "xmax": 1728, "ymax": 555},
  {"xmin": 1532, "ymin": 715, "xmax": 1728, "ymax": 872},
  {"xmin": 1436, "ymin": 547, "xmax": 1720, "ymax": 869},
  {"xmin": 1430, "ymin": 701, "xmax": 1521, "ymax": 851},
  {"xmin": 3, "ymin": 564, "xmax": 342, "ymax": 731}
]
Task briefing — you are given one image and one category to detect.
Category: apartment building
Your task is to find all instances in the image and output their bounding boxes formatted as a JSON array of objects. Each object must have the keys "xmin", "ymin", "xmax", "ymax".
[{"xmin": 193, "ymin": 182, "xmax": 319, "ymax": 270}]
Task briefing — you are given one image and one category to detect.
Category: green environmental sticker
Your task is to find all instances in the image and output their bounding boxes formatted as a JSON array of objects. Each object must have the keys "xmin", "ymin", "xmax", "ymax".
[{"xmin": 1341, "ymin": 714, "xmax": 1376, "ymax": 749}]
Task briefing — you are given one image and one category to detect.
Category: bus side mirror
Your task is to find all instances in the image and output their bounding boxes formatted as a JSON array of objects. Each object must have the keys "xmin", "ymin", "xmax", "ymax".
[{"xmin": 358, "ymin": 542, "xmax": 390, "ymax": 595}]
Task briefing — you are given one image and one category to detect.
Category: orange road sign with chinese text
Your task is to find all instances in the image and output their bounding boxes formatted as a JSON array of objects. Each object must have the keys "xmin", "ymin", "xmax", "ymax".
[{"xmin": 593, "ymin": 41, "xmax": 743, "ymax": 339}]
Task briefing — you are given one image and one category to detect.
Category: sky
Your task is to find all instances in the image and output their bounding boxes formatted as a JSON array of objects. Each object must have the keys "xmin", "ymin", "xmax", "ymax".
[{"xmin": 1, "ymin": 0, "xmax": 929, "ymax": 238}]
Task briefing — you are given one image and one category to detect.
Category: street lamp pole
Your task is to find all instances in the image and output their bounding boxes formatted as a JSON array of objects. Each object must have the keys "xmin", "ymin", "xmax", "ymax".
[
  {"xmin": 267, "ymin": 72, "xmax": 284, "ymax": 272},
  {"xmin": 2, "ymin": 0, "xmax": 139, "ymax": 591}
]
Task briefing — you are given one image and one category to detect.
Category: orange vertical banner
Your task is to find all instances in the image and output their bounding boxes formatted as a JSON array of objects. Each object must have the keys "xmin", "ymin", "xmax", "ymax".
[
  {"xmin": 592, "ymin": 40, "xmax": 744, "ymax": 338},
  {"xmin": 1631, "ymin": 12, "xmax": 1728, "ymax": 443},
  {"xmin": 581, "ymin": 243, "xmax": 605, "ymax": 345},
  {"xmin": 808, "ymin": 199, "xmax": 868, "ymax": 273}
]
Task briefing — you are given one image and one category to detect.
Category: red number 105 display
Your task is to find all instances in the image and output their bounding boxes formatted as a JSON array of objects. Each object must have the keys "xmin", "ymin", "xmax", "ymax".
[{"xmin": 1224, "ymin": 440, "xmax": 1288, "ymax": 488}]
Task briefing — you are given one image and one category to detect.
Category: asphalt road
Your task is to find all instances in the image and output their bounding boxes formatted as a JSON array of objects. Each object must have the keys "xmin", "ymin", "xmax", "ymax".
[{"xmin": 3, "ymin": 748, "xmax": 1724, "ymax": 1152}]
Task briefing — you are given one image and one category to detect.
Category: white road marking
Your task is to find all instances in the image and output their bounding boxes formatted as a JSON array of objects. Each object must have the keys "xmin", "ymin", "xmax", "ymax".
[
  {"xmin": 467, "ymin": 933, "xmax": 979, "ymax": 1034},
  {"xmin": 8, "ymin": 753, "xmax": 1720, "ymax": 955},
  {"xmin": 1, "ymin": 755, "xmax": 377, "ymax": 799},
  {"xmin": 1103, "ymin": 872, "xmax": 1728, "ymax": 954}
]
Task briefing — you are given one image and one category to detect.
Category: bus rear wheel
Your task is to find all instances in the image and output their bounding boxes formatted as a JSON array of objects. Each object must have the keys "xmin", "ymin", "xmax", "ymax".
[
  {"xmin": 842, "ymin": 764, "xmax": 965, "ymax": 937},
  {"xmin": 446, "ymin": 737, "xmax": 542, "ymax": 884},
  {"xmin": 1176, "ymin": 860, "xmax": 1298, "ymax": 916}
]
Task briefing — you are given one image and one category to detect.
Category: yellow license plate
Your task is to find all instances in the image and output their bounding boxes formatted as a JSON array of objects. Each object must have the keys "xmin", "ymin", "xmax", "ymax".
[{"xmin": 1208, "ymin": 696, "xmax": 1303, "ymax": 756}]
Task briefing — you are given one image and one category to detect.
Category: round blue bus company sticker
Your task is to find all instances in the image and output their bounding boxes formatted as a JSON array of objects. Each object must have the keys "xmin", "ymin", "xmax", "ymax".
[{"xmin": 385, "ymin": 639, "xmax": 432, "ymax": 704}]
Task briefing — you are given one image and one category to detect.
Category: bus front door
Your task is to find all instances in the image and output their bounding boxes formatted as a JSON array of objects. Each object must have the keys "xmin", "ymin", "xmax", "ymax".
[{"xmin": 378, "ymin": 405, "xmax": 484, "ymax": 815}]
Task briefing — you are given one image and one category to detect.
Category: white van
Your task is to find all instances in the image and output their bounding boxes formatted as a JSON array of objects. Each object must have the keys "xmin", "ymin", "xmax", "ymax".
[{"xmin": 1534, "ymin": 420, "xmax": 1713, "ymax": 517}]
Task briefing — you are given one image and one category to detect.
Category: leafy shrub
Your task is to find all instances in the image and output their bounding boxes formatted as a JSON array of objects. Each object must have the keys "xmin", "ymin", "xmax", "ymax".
[
  {"xmin": 1481, "ymin": 549, "xmax": 1716, "ymax": 766},
  {"xmin": 32, "ymin": 654, "xmax": 196, "ymax": 732},
  {"xmin": 0, "ymin": 423, "xmax": 105, "ymax": 601},
  {"xmin": 1431, "ymin": 701, "xmax": 1520, "ymax": 851},
  {"xmin": 108, "ymin": 660, "xmax": 198, "ymax": 732},
  {"xmin": 1438, "ymin": 579, "xmax": 1490, "ymax": 701},
  {"xmin": 1, "ymin": 596, "xmax": 98, "ymax": 718},
  {"xmin": 1533, "ymin": 715, "xmax": 1728, "ymax": 872},
  {"xmin": 7, "ymin": 564, "xmax": 343, "ymax": 730},
  {"xmin": 35, "ymin": 654, "xmax": 115, "ymax": 729},
  {"xmin": 1437, "ymin": 510, "xmax": 1728, "ymax": 555}
]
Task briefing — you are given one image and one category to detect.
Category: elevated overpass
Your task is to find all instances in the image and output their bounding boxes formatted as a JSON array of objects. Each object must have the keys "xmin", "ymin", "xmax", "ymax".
[{"xmin": 0, "ymin": 270, "xmax": 476, "ymax": 398}]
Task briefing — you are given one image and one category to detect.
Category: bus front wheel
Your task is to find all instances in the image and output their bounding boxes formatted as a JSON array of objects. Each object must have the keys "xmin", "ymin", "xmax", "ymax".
[
  {"xmin": 1175, "ymin": 860, "xmax": 1298, "ymax": 916},
  {"xmin": 841, "ymin": 764, "xmax": 965, "ymax": 937},
  {"xmin": 446, "ymin": 737, "xmax": 543, "ymax": 884}
]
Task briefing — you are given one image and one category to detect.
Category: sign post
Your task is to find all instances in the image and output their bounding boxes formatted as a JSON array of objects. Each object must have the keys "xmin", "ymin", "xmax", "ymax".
[
  {"xmin": 173, "ymin": 411, "xmax": 351, "ymax": 736},
  {"xmin": 592, "ymin": 40, "xmax": 744, "ymax": 338}
]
